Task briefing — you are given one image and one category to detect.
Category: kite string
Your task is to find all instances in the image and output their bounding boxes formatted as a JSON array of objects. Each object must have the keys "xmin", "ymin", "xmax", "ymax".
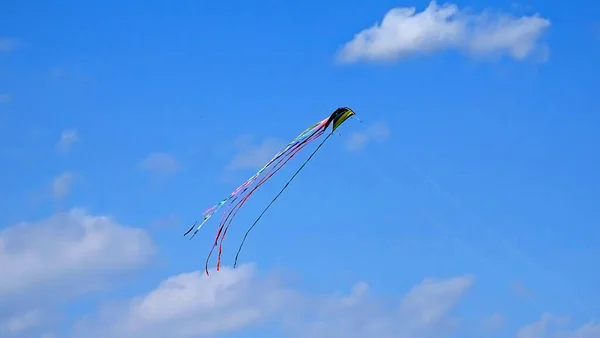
[{"xmin": 233, "ymin": 131, "xmax": 334, "ymax": 268}]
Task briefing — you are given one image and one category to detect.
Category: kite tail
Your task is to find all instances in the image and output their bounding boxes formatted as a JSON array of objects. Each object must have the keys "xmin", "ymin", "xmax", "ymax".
[
  {"xmin": 188, "ymin": 218, "xmax": 210, "ymax": 239},
  {"xmin": 233, "ymin": 131, "xmax": 334, "ymax": 268},
  {"xmin": 212, "ymin": 129, "xmax": 324, "ymax": 272},
  {"xmin": 205, "ymin": 128, "xmax": 325, "ymax": 274},
  {"xmin": 204, "ymin": 208, "xmax": 231, "ymax": 275},
  {"xmin": 204, "ymin": 158, "xmax": 287, "ymax": 275},
  {"xmin": 183, "ymin": 221, "xmax": 197, "ymax": 237},
  {"xmin": 186, "ymin": 121, "xmax": 326, "ymax": 241}
]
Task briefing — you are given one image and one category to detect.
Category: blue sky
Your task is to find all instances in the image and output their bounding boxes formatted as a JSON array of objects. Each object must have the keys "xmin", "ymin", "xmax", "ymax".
[{"xmin": 1, "ymin": 0, "xmax": 599, "ymax": 337}]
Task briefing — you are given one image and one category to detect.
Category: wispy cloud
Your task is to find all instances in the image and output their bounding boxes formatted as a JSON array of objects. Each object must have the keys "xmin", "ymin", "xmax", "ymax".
[
  {"xmin": 516, "ymin": 313, "xmax": 571, "ymax": 338},
  {"xmin": 226, "ymin": 135, "xmax": 284, "ymax": 172},
  {"xmin": 49, "ymin": 67, "xmax": 94, "ymax": 84},
  {"xmin": 346, "ymin": 122, "xmax": 390, "ymax": 152},
  {"xmin": 0, "ymin": 38, "xmax": 16, "ymax": 53},
  {"xmin": 139, "ymin": 152, "xmax": 180, "ymax": 175},
  {"xmin": 52, "ymin": 172, "xmax": 75, "ymax": 200},
  {"xmin": 338, "ymin": 1, "xmax": 550, "ymax": 63},
  {"xmin": 512, "ymin": 280, "xmax": 534, "ymax": 299},
  {"xmin": 55, "ymin": 129, "xmax": 79, "ymax": 153},
  {"xmin": 0, "ymin": 308, "xmax": 45, "ymax": 335},
  {"xmin": 50, "ymin": 67, "xmax": 67, "ymax": 79},
  {"xmin": 481, "ymin": 313, "xmax": 505, "ymax": 332},
  {"xmin": 0, "ymin": 93, "xmax": 13, "ymax": 104},
  {"xmin": 148, "ymin": 214, "xmax": 180, "ymax": 230}
]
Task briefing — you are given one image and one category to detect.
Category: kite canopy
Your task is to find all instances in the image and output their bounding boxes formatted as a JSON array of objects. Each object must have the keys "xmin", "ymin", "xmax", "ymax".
[{"xmin": 325, "ymin": 106, "xmax": 356, "ymax": 132}]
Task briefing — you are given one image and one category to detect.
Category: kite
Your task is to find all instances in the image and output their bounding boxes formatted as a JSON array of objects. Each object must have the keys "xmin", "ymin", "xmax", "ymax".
[{"xmin": 184, "ymin": 106, "xmax": 358, "ymax": 275}]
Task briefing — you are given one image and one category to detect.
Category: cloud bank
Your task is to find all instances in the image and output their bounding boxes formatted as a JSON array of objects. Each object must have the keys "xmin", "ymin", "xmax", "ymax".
[{"xmin": 2, "ymin": 210, "xmax": 598, "ymax": 338}]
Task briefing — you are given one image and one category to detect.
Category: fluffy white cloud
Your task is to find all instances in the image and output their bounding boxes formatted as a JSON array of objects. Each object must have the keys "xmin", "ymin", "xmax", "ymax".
[
  {"xmin": 226, "ymin": 135, "xmax": 284, "ymax": 171},
  {"xmin": 55, "ymin": 129, "xmax": 79, "ymax": 153},
  {"xmin": 71, "ymin": 266, "xmax": 475, "ymax": 338},
  {"xmin": 0, "ymin": 209, "xmax": 155, "ymax": 336},
  {"xmin": 52, "ymin": 171, "xmax": 75, "ymax": 200},
  {"xmin": 338, "ymin": 1, "xmax": 550, "ymax": 63},
  {"xmin": 346, "ymin": 122, "xmax": 390, "ymax": 152},
  {"xmin": 72, "ymin": 264, "xmax": 292, "ymax": 338},
  {"xmin": 0, "ymin": 209, "xmax": 154, "ymax": 297},
  {"xmin": 139, "ymin": 152, "xmax": 180, "ymax": 175}
]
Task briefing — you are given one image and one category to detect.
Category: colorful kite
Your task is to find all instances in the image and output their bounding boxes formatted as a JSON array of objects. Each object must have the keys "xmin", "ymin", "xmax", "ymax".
[{"xmin": 184, "ymin": 107, "xmax": 358, "ymax": 274}]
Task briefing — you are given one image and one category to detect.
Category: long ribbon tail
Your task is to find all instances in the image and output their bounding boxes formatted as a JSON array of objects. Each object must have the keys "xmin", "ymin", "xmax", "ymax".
[
  {"xmin": 208, "ymin": 128, "xmax": 325, "ymax": 273},
  {"xmin": 205, "ymin": 155, "xmax": 286, "ymax": 275},
  {"xmin": 185, "ymin": 119, "xmax": 329, "ymax": 238},
  {"xmin": 188, "ymin": 218, "xmax": 209, "ymax": 239},
  {"xmin": 186, "ymin": 121, "xmax": 327, "ymax": 240},
  {"xmin": 233, "ymin": 131, "xmax": 334, "ymax": 268},
  {"xmin": 213, "ymin": 130, "xmax": 324, "ymax": 271},
  {"xmin": 204, "ymin": 199, "xmax": 236, "ymax": 275},
  {"xmin": 183, "ymin": 221, "xmax": 197, "ymax": 237}
]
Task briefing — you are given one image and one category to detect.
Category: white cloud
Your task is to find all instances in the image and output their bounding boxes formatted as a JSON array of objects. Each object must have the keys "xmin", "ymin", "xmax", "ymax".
[
  {"xmin": 0, "ymin": 93, "xmax": 13, "ymax": 103},
  {"xmin": 55, "ymin": 129, "xmax": 79, "ymax": 153},
  {"xmin": 571, "ymin": 322, "xmax": 600, "ymax": 338},
  {"xmin": 0, "ymin": 209, "xmax": 155, "ymax": 336},
  {"xmin": 517, "ymin": 314, "xmax": 567, "ymax": 338},
  {"xmin": 0, "ymin": 38, "xmax": 16, "ymax": 53},
  {"xmin": 0, "ymin": 209, "xmax": 154, "ymax": 298},
  {"xmin": 139, "ymin": 152, "xmax": 180, "ymax": 175},
  {"xmin": 516, "ymin": 314, "xmax": 600, "ymax": 338},
  {"xmin": 291, "ymin": 275, "xmax": 474, "ymax": 338},
  {"xmin": 72, "ymin": 264, "xmax": 293, "ymax": 338},
  {"xmin": 52, "ymin": 171, "xmax": 75, "ymax": 200},
  {"xmin": 68, "ymin": 264, "xmax": 600, "ymax": 338},
  {"xmin": 50, "ymin": 67, "xmax": 67, "ymax": 79},
  {"xmin": 481, "ymin": 313, "xmax": 505, "ymax": 331},
  {"xmin": 226, "ymin": 135, "xmax": 284, "ymax": 171},
  {"xmin": 0, "ymin": 308, "xmax": 44, "ymax": 335},
  {"xmin": 338, "ymin": 1, "xmax": 550, "ymax": 63},
  {"xmin": 71, "ymin": 267, "xmax": 475, "ymax": 338},
  {"xmin": 512, "ymin": 281, "xmax": 534, "ymax": 298},
  {"xmin": 346, "ymin": 122, "xmax": 390, "ymax": 152},
  {"xmin": 49, "ymin": 67, "xmax": 95, "ymax": 83},
  {"xmin": 148, "ymin": 214, "xmax": 180, "ymax": 230}
]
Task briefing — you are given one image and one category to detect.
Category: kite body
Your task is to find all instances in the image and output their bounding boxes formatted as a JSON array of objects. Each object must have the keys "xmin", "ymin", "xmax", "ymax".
[{"xmin": 185, "ymin": 107, "xmax": 356, "ymax": 274}]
